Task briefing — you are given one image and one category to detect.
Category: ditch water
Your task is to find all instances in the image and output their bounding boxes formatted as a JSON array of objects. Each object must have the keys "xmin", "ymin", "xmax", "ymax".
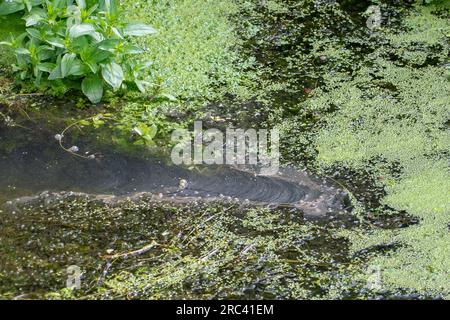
[
  {"xmin": 0, "ymin": 109, "xmax": 356, "ymax": 299},
  {"xmin": 0, "ymin": 113, "xmax": 348, "ymax": 216}
]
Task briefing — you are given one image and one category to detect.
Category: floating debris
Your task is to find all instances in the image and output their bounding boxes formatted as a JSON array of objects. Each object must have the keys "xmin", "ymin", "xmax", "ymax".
[
  {"xmin": 178, "ymin": 179, "xmax": 188, "ymax": 190},
  {"xmin": 68, "ymin": 146, "xmax": 79, "ymax": 153}
]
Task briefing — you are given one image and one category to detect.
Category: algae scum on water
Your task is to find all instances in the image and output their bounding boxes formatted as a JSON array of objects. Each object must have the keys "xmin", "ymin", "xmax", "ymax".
[{"xmin": 0, "ymin": 0, "xmax": 449, "ymax": 299}]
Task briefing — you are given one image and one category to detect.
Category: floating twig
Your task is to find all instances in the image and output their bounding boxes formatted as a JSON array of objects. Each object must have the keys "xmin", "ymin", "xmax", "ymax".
[{"xmin": 102, "ymin": 241, "xmax": 159, "ymax": 260}]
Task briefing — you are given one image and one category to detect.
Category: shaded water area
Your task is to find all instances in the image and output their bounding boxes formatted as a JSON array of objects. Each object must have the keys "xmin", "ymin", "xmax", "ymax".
[{"xmin": 0, "ymin": 112, "xmax": 348, "ymax": 215}]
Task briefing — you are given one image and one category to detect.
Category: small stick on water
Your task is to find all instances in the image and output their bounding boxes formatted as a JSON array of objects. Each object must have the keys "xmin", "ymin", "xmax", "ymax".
[
  {"xmin": 97, "ymin": 241, "xmax": 159, "ymax": 285},
  {"xmin": 56, "ymin": 114, "xmax": 112, "ymax": 160},
  {"xmin": 57, "ymin": 118, "xmax": 94, "ymax": 160},
  {"xmin": 102, "ymin": 241, "xmax": 159, "ymax": 260}
]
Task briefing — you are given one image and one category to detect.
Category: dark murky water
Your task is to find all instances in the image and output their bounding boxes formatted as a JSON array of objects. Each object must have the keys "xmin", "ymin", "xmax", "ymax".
[
  {"xmin": 0, "ymin": 119, "xmax": 348, "ymax": 217},
  {"xmin": 0, "ymin": 114, "xmax": 353, "ymax": 299}
]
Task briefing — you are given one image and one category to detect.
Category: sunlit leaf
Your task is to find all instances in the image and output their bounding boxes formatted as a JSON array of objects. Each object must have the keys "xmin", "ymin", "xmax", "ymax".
[
  {"xmin": 61, "ymin": 53, "xmax": 77, "ymax": 78},
  {"xmin": 37, "ymin": 62, "xmax": 56, "ymax": 73},
  {"xmin": 82, "ymin": 75, "xmax": 103, "ymax": 103},
  {"xmin": 75, "ymin": 0, "xmax": 86, "ymax": 9},
  {"xmin": 0, "ymin": 1, "xmax": 25, "ymax": 16},
  {"xmin": 123, "ymin": 23, "xmax": 157, "ymax": 37},
  {"xmin": 69, "ymin": 23, "xmax": 102, "ymax": 42},
  {"xmin": 15, "ymin": 48, "xmax": 30, "ymax": 55},
  {"xmin": 46, "ymin": 37, "xmax": 65, "ymax": 48},
  {"xmin": 97, "ymin": 39, "xmax": 119, "ymax": 53},
  {"xmin": 48, "ymin": 55, "xmax": 62, "ymax": 80},
  {"xmin": 124, "ymin": 44, "xmax": 145, "ymax": 54},
  {"xmin": 101, "ymin": 62, "xmax": 123, "ymax": 91},
  {"xmin": 26, "ymin": 28, "xmax": 42, "ymax": 40}
]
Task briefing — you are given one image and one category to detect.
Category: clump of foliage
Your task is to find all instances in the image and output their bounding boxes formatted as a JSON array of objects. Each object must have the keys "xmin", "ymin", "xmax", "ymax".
[{"xmin": 0, "ymin": 0, "xmax": 156, "ymax": 103}]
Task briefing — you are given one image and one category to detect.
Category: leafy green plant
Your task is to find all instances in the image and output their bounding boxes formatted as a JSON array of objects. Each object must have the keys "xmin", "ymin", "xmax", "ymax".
[{"xmin": 0, "ymin": 0, "xmax": 156, "ymax": 103}]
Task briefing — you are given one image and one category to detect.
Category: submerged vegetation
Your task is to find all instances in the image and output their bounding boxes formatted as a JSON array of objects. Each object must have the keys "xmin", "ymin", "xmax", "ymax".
[
  {"xmin": 0, "ymin": 197, "xmax": 359, "ymax": 299},
  {"xmin": 0, "ymin": 0, "xmax": 449, "ymax": 299}
]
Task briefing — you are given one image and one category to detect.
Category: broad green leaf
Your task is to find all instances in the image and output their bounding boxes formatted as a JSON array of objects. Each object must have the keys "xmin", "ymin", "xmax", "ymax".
[
  {"xmin": 46, "ymin": 37, "xmax": 65, "ymax": 48},
  {"xmin": 67, "ymin": 60, "xmax": 89, "ymax": 76},
  {"xmin": 23, "ymin": 7, "xmax": 46, "ymax": 26},
  {"xmin": 48, "ymin": 66, "xmax": 62, "ymax": 80},
  {"xmin": 101, "ymin": 62, "xmax": 123, "ymax": 91},
  {"xmin": 123, "ymin": 23, "xmax": 157, "ymax": 37},
  {"xmin": 103, "ymin": 0, "xmax": 119, "ymax": 19},
  {"xmin": 34, "ymin": 68, "xmax": 42, "ymax": 85},
  {"xmin": 24, "ymin": 13, "xmax": 43, "ymax": 26},
  {"xmin": 24, "ymin": 0, "xmax": 33, "ymax": 12},
  {"xmin": 49, "ymin": 0, "xmax": 65, "ymax": 10},
  {"xmin": 110, "ymin": 26, "xmax": 123, "ymax": 39},
  {"xmin": 70, "ymin": 36, "xmax": 90, "ymax": 54},
  {"xmin": 92, "ymin": 49, "xmax": 112, "ymax": 63},
  {"xmin": 15, "ymin": 48, "xmax": 30, "ymax": 55},
  {"xmin": 15, "ymin": 32, "xmax": 29, "ymax": 46},
  {"xmin": 69, "ymin": 24, "xmax": 95, "ymax": 38},
  {"xmin": 134, "ymin": 79, "xmax": 146, "ymax": 93},
  {"xmin": 33, "ymin": 65, "xmax": 39, "ymax": 77},
  {"xmin": 85, "ymin": 60, "xmax": 99, "ymax": 74},
  {"xmin": 61, "ymin": 53, "xmax": 76, "ymax": 77},
  {"xmin": 69, "ymin": 23, "xmax": 102, "ymax": 41},
  {"xmin": 37, "ymin": 45, "xmax": 55, "ymax": 52},
  {"xmin": 80, "ymin": 47, "xmax": 110, "ymax": 73},
  {"xmin": 0, "ymin": 1, "xmax": 25, "ymax": 16},
  {"xmin": 37, "ymin": 46, "xmax": 54, "ymax": 61},
  {"xmin": 97, "ymin": 39, "xmax": 119, "ymax": 53},
  {"xmin": 26, "ymin": 28, "xmax": 42, "ymax": 40},
  {"xmin": 86, "ymin": 4, "xmax": 98, "ymax": 16},
  {"xmin": 37, "ymin": 62, "xmax": 56, "ymax": 73},
  {"xmin": 124, "ymin": 44, "xmax": 145, "ymax": 54},
  {"xmin": 48, "ymin": 55, "xmax": 62, "ymax": 80},
  {"xmin": 132, "ymin": 123, "xmax": 157, "ymax": 143},
  {"xmin": 82, "ymin": 75, "xmax": 104, "ymax": 103},
  {"xmin": 75, "ymin": 0, "xmax": 86, "ymax": 9}
]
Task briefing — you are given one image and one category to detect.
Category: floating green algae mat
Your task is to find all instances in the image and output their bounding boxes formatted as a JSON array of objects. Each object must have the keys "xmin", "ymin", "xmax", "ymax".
[
  {"xmin": 276, "ymin": 2, "xmax": 450, "ymax": 297},
  {"xmin": 122, "ymin": 0, "xmax": 252, "ymax": 101}
]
